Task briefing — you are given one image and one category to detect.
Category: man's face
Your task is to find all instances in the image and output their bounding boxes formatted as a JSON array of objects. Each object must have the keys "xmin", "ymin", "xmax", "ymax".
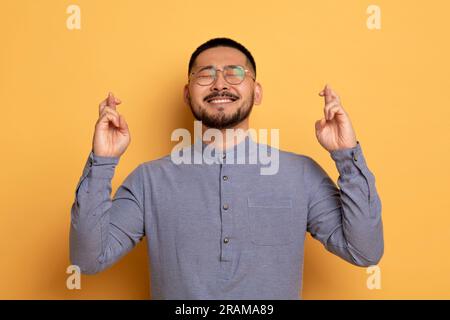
[{"xmin": 184, "ymin": 46, "xmax": 262, "ymax": 129}]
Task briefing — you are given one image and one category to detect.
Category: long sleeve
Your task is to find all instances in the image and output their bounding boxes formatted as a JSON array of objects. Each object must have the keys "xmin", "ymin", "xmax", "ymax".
[
  {"xmin": 69, "ymin": 151, "xmax": 145, "ymax": 274},
  {"xmin": 305, "ymin": 141, "xmax": 384, "ymax": 267}
]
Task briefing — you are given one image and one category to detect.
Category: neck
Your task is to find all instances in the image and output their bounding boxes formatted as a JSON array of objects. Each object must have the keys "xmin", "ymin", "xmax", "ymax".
[{"xmin": 201, "ymin": 118, "xmax": 249, "ymax": 151}]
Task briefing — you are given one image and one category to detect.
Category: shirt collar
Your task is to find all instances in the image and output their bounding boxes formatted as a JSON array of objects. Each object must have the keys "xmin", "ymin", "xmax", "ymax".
[{"xmin": 193, "ymin": 131, "xmax": 258, "ymax": 164}]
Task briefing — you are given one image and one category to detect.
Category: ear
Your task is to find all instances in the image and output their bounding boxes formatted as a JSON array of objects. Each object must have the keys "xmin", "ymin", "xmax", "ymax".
[
  {"xmin": 183, "ymin": 84, "xmax": 190, "ymax": 105},
  {"xmin": 253, "ymin": 82, "xmax": 263, "ymax": 105}
]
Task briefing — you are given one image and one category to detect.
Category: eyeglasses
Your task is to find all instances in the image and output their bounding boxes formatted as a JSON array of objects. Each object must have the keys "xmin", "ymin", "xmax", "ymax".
[{"xmin": 189, "ymin": 65, "xmax": 255, "ymax": 86}]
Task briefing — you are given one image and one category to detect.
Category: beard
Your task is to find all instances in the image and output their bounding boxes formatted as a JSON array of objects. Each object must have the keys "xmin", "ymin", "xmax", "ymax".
[{"xmin": 188, "ymin": 94, "xmax": 254, "ymax": 130}]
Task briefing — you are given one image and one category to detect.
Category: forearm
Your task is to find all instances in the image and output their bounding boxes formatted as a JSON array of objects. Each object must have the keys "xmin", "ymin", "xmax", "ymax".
[
  {"xmin": 328, "ymin": 141, "xmax": 384, "ymax": 266},
  {"xmin": 69, "ymin": 151, "xmax": 120, "ymax": 274}
]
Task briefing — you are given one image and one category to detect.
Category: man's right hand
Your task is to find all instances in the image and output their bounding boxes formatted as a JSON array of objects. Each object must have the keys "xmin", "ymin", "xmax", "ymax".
[{"xmin": 92, "ymin": 92, "xmax": 131, "ymax": 158}]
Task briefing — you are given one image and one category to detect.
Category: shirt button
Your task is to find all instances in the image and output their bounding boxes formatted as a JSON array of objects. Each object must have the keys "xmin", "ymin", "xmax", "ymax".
[
  {"xmin": 223, "ymin": 204, "xmax": 229, "ymax": 210},
  {"xmin": 223, "ymin": 175, "xmax": 228, "ymax": 181},
  {"xmin": 353, "ymin": 153, "xmax": 358, "ymax": 162},
  {"xmin": 223, "ymin": 237, "xmax": 230, "ymax": 244}
]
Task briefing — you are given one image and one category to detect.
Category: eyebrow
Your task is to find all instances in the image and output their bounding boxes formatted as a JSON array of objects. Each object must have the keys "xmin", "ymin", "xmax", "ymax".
[
  {"xmin": 192, "ymin": 65, "xmax": 214, "ymax": 73},
  {"xmin": 196, "ymin": 65, "xmax": 213, "ymax": 69},
  {"xmin": 193, "ymin": 64, "xmax": 246, "ymax": 71}
]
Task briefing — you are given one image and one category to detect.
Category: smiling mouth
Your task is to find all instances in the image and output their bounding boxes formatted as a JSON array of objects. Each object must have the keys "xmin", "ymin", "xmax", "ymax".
[{"xmin": 205, "ymin": 96, "xmax": 239, "ymax": 105}]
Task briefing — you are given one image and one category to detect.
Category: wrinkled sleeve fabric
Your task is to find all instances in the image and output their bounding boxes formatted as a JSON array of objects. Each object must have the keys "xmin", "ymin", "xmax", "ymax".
[
  {"xmin": 304, "ymin": 141, "xmax": 384, "ymax": 267},
  {"xmin": 70, "ymin": 151, "xmax": 145, "ymax": 274}
]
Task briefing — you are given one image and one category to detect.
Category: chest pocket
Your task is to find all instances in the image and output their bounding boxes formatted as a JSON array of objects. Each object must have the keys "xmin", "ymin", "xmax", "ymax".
[{"xmin": 247, "ymin": 195, "xmax": 295, "ymax": 246}]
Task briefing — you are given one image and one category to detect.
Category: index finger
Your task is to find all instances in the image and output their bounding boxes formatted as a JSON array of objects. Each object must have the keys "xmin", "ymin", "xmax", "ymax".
[
  {"xmin": 326, "ymin": 85, "xmax": 340, "ymax": 103},
  {"xmin": 107, "ymin": 92, "xmax": 117, "ymax": 108},
  {"xmin": 319, "ymin": 84, "xmax": 340, "ymax": 104},
  {"xmin": 99, "ymin": 92, "xmax": 122, "ymax": 115}
]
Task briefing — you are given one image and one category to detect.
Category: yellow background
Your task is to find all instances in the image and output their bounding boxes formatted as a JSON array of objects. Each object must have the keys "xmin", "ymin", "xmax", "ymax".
[{"xmin": 1, "ymin": 0, "xmax": 449, "ymax": 299}]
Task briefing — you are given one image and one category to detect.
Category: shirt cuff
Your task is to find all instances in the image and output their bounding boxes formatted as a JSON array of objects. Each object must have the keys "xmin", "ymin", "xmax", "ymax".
[
  {"xmin": 88, "ymin": 151, "xmax": 120, "ymax": 179},
  {"xmin": 329, "ymin": 141, "xmax": 367, "ymax": 175}
]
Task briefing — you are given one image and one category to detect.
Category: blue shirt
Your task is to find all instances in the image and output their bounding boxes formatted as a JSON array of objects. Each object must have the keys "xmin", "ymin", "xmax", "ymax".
[{"xmin": 70, "ymin": 136, "xmax": 384, "ymax": 299}]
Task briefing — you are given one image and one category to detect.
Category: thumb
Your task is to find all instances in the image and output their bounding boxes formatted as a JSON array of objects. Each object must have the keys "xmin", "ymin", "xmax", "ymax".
[
  {"xmin": 315, "ymin": 118, "xmax": 326, "ymax": 131},
  {"xmin": 119, "ymin": 114, "xmax": 129, "ymax": 132}
]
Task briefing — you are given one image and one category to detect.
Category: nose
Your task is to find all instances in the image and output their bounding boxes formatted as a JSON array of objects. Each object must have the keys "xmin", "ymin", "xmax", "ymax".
[{"xmin": 211, "ymin": 70, "xmax": 229, "ymax": 91}]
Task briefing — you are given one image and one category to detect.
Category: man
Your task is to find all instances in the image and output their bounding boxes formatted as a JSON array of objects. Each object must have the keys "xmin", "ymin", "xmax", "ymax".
[{"xmin": 70, "ymin": 37, "xmax": 384, "ymax": 299}]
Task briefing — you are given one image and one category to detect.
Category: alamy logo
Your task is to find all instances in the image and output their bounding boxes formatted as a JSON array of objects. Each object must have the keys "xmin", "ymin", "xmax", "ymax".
[
  {"xmin": 366, "ymin": 265, "xmax": 381, "ymax": 290},
  {"xmin": 66, "ymin": 265, "xmax": 81, "ymax": 290},
  {"xmin": 367, "ymin": 5, "xmax": 381, "ymax": 30},
  {"xmin": 66, "ymin": 5, "xmax": 81, "ymax": 30},
  {"xmin": 170, "ymin": 121, "xmax": 280, "ymax": 175}
]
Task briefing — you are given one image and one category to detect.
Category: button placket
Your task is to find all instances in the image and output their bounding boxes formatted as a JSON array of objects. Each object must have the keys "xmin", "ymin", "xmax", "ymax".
[{"xmin": 219, "ymin": 164, "xmax": 233, "ymax": 262}]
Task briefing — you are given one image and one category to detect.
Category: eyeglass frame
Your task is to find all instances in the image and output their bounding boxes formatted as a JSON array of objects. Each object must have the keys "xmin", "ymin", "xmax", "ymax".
[{"xmin": 188, "ymin": 65, "xmax": 256, "ymax": 86}]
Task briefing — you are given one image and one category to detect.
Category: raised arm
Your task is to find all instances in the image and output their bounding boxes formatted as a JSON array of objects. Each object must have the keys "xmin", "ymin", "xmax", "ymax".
[
  {"xmin": 305, "ymin": 142, "xmax": 384, "ymax": 266},
  {"xmin": 69, "ymin": 92, "xmax": 145, "ymax": 274},
  {"xmin": 306, "ymin": 84, "xmax": 384, "ymax": 266}
]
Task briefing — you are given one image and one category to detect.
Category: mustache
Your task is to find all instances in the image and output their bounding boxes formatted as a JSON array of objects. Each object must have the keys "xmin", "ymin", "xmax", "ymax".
[{"xmin": 203, "ymin": 91, "xmax": 240, "ymax": 102}]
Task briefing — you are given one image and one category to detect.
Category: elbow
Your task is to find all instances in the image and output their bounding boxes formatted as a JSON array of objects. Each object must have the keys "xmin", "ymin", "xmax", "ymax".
[
  {"xmin": 69, "ymin": 246, "xmax": 103, "ymax": 275},
  {"xmin": 355, "ymin": 257, "xmax": 382, "ymax": 268},
  {"xmin": 69, "ymin": 227, "xmax": 104, "ymax": 275},
  {"xmin": 79, "ymin": 265, "xmax": 101, "ymax": 275},
  {"xmin": 70, "ymin": 259, "xmax": 102, "ymax": 275},
  {"xmin": 350, "ymin": 229, "xmax": 385, "ymax": 267},
  {"xmin": 353, "ymin": 246, "xmax": 384, "ymax": 267},
  {"xmin": 371, "ymin": 249, "xmax": 384, "ymax": 266}
]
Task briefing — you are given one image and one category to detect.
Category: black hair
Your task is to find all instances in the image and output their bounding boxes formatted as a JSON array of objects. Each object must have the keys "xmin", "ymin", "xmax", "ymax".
[{"xmin": 188, "ymin": 37, "xmax": 256, "ymax": 77}]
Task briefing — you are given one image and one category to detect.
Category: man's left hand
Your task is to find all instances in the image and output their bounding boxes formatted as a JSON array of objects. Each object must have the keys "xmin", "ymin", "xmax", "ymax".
[{"xmin": 315, "ymin": 84, "xmax": 358, "ymax": 152}]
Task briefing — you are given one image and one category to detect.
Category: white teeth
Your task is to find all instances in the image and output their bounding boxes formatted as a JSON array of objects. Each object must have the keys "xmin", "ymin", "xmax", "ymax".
[{"xmin": 209, "ymin": 99, "xmax": 234, "ymax": 104}]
